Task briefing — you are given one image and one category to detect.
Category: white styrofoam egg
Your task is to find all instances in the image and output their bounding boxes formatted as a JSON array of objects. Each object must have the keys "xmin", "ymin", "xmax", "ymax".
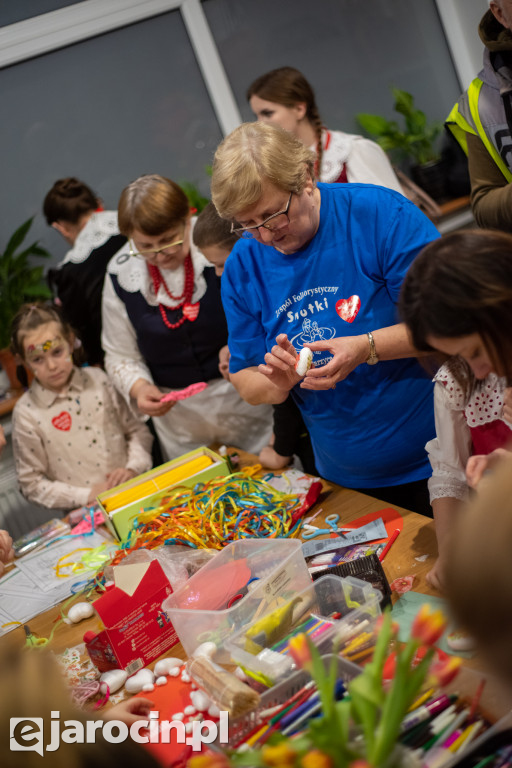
[
  {"xmin": 125, "ymin": 668, "xmax": 155, "ymax": 693},
  {"xmin": 99, "ymin": 669, "xmax": 128, "ymax": 693},
  {"xmin": 154, "ymin": 657, "xmax": 183, "ymax": 676},
  {"xmin": 65, "ymin": 602, "xmax": 95, "ymax": 624}
]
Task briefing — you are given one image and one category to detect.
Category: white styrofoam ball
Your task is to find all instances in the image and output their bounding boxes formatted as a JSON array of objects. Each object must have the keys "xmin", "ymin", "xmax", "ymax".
[
  {"xmin": 156, "ymin": 676, "xmax": 168, "ymax": 686},
  {"xmin": 184, "ymin": 705, "xmax": 196, "ymax": 716},
  {"xmin": 208, "ymin": 703, "xmax": 221, "ymax": 718},
  {"xmin": 190, "ymin": 690, "xmax": 211, "ymax": 711},
  {"xmin": 142, "ymin": 683, "xmax": 155, "ymax": 692}
]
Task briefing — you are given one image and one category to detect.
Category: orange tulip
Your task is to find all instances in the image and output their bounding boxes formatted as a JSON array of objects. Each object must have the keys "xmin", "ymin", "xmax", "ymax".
[
  {"xmin": 188, "ymin": 753, "xmax": 230, "ymax": 768},
  {"xmin": 301, "ymin": 749, "xmax": 333, "ymax": 768},
  {"xmin": 429, "ymin": 656, "xmax": 462, "ymax": 687},
  {"xmin": 288, "ymin": 633, "xmax": 313, "ymax": 672},
  {"xmin": 410, "ymin": 604, "xmax": 446, "ymax": 646},
  {"xmin": 262, "ymin": 742, "xmax": 298, "ymax": 766}
]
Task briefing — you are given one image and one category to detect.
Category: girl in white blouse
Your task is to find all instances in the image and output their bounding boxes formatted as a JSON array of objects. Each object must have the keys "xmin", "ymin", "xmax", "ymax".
[
  {"xmin": 247, "ymin": 66, "xmax": 403, "ymax": 192},
  {"xmin": 10, "ymin": 303, "xmax": 152, "ymax": 511},
  {"xmin": 400, "ymin": 230, "xmax": 512, "ymax": 591}
]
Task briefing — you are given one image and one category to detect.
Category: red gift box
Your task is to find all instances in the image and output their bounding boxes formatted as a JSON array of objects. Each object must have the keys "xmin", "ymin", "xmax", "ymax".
[{"xmin": 85, "ymin": 560, "xmax": 179, "ymax": 673}]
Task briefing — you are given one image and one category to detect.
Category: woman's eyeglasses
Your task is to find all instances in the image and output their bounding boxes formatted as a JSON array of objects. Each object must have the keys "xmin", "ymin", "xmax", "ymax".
[
  {"xmin": 231, "ymin": 192, "xmax": 293, "ymax": 239},
  {"xmin": 129, "ymin": 236, "xmax": 184, "ymax": 259}
]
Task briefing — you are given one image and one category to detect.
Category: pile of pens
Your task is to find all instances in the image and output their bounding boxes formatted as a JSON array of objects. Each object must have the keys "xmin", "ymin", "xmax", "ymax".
[
  {"xmin": 230, "ymin": 676, "xmax": 347, "ymax": 750},
  {"xmin": 270, "ymin": 614, "xmax": 334, "ymax": 656},
  {"xmin": 399, "ymin": 685, "xmax": 492, "ymax": 767}
]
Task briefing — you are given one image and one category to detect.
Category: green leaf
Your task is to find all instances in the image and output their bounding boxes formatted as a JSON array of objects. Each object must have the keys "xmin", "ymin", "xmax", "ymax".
[
  {"xmin": 356, "ymin": 113, "xmax": 394, "ymax": 137},
  {"xmin": 3, "ymin": 218, "xmax": 34, "ymax": 260}
]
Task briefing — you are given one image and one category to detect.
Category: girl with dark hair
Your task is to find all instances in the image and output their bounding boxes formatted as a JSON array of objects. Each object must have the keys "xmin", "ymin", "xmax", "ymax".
[
  {"xmin": 399, "ymin": 229, "xmax": 512, "ymax": 590},
  {"xmin": 247, "ymin": 66, "xmax": 403, "ymax": 191},
  {"xmin": 44, "ymin": 177, "xmax": 126, "ymax": 366}
]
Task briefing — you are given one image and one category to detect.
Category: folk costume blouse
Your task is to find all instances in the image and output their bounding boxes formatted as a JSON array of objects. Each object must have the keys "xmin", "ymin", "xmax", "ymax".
[
  {"xmin": 316, "ymin": 128, "xmax": 404, "ymax": 193},
  {"xmin": 427, "ymin": 361, "xmax": 512, "ymax": 503},
  {"xmin": 102, "ymin": 230, "xmax": 227, "ymax": 400}
]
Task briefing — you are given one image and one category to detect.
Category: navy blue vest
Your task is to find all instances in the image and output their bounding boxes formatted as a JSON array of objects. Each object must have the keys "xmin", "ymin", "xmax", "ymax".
[{"xmin": 111, "ymin": 267, "xmax": 228, "ymax": 388}]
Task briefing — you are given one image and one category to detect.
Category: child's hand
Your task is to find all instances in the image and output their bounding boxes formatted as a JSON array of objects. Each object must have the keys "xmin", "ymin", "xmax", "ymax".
[
  {"xmin": 102, "ymin": 696, "xmax": 154, "ymax": 726},
  {"xmin": 218, "ymin": 345, "xmax": 231, "ymax": 380},
  {"xmin": 87, "ymin": 481, "xmax": 110, "ymax": 503},
  {"xmin": 425, "ymin": 557, "xmax": 446, "ymax": 592},
  {"xmin": 466, "ymin": 448, "xmax": 511, "ymax": 488},
  {"xmin": 259, "ymin": 444, "xmax": 292, "ymax": 470},
  {"xmin": 106, "ymin": 468, "xmax": 136, "ymax": 489}
]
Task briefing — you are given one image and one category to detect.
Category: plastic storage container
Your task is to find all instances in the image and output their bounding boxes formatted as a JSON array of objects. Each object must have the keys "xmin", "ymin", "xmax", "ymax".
[
  {"xmin": 162, "ymin": 538, "xmax": 311, "ymax": 661},
  {"xmin": 218, "ymin": 653, "xmax": 361, "ymax": 749},
  {"xmin": 226, "ymin": 574, "xmax": 382, "ymax": 686}
]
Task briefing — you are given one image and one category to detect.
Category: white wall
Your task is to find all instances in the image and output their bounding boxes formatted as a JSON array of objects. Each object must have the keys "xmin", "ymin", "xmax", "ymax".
[{"xmin": 435, "ymin": 0, "xmax": 488, "ymax": 88}]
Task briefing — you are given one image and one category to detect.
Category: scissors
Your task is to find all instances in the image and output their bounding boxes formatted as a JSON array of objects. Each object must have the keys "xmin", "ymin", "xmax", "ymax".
[{"xmin": 302, "ymin": 513, "xmax": 347, "ymax": 539}]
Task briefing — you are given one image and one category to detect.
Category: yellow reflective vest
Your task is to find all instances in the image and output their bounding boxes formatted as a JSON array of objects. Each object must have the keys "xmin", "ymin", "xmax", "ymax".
[{"xmin": 446, "ymin": 77, "xmax": 512, "ymax": 183}]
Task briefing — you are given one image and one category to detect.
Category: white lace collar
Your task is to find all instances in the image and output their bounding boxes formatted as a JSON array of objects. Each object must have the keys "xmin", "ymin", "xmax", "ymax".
[
  {"xmin": 60, "ymin": 211, "xmax": 120, "ymax": 266},
  {"xmin": 107, "ymin": 220, "xmax": 209, "ymax": 308},
  {"xmin": 310, "ymin": 129, "xmax": 354, "ymax": 183}
]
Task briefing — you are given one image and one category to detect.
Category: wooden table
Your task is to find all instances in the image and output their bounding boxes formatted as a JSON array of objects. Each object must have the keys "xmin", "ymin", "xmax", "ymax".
[
  {"xmin": 0, "ymin": 467, "xmax": 438, "ymax": 655},
  {"xmin": 3, "ymin": 458, "xmax": 512, "ymax": 719}
]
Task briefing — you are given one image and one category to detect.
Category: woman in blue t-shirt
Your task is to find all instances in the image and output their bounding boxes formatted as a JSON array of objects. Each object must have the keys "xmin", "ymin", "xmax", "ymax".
[{"xmin": 211, "ymin": 122, "xmax": 439, "ymax": 515}]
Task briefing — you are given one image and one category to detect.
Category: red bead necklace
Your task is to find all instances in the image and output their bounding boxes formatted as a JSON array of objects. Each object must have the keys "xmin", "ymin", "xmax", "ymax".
[{"xmin": 147, "ymin": 255, "xmax": 199, "ymax": 329}]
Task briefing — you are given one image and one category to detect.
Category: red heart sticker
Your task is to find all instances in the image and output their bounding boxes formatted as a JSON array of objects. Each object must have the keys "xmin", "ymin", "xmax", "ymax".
[
  {"xmin": 52, "ymin": 411, "xmax": 72, "ymax": 431},
  {"xmin": 182, "ymin": 303, "xmax": 199, "ymax": 322},
  {"xmin": 335, "ymin": 295, "xmax": 361, "ymax": 323}
]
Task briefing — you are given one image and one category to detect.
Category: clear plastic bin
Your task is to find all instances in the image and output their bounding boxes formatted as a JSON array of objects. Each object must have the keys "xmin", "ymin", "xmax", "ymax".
[
  {"xmin": 217, "ymin": 653, "xmax": 361, "ymax": 749},
  {"xmin": 226, "ymin": 574, "xmax": 382, "ymax": 686},
  {"xmin": 162, "ymin": 538, "xmax": 311, "ymax": 661}
]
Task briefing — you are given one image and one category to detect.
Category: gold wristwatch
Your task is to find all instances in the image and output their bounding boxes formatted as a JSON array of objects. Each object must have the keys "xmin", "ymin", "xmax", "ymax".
[{"xmin": 366, "ymin": 331, "xmax": 379, "ymax": 365}]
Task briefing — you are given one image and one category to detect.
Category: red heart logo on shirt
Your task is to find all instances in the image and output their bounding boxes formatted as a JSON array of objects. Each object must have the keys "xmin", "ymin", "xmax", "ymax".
[
  {"xmin": 52, "ymin": 411, "xmax": 72, "ymax": 431},
  {"xmin": 183, "ymin": 302, "xmax": 200, "ymax": 321},
  {"xmin": 335, "ymin": 295, "xmax": 361, "ymax": 323}
]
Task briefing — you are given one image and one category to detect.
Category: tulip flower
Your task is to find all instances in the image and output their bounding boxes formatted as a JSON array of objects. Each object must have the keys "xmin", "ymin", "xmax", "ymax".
[
  {"xmin": 262, "ymin": 742, "xmax": 298, "ymax": 767},
  {"xmin": 410, "ymin": 604, "xmax": 446, "ymax": 646},
  {"xmin": 188, "ymin": 753, "xmax": 230, "ymax": 768},
  {"xmin": 288, "ymin": 632, "xmax": 314, "ymax": 673},
  {"xmin": 301, "ymin": 749, "xmax": 333, "ymax": 768},
  {"xmin": 429, "ymin": 655, "xmax": 462, "ymax": 687}
]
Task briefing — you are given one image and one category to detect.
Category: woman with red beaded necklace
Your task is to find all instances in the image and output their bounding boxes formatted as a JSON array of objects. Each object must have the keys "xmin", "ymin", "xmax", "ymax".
[{"xmin": 102, "ymin": 174, "xmax": 272, "ymax": 460}]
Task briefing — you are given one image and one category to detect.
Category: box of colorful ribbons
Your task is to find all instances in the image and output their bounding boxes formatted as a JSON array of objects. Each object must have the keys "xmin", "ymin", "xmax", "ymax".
[{"xmin": 97, "ymin": 446, "xmax": 230, "ymax": 542}]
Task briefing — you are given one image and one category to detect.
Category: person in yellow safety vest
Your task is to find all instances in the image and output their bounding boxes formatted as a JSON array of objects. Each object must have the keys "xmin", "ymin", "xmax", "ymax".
[{"xmin": 446, "ymin": 0, "xmax": 512, "ymax": 232}]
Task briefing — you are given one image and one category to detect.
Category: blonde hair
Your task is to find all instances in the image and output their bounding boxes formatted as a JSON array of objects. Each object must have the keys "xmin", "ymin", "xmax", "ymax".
[
  {"xmin": 118, "ymin": 174, "xmax": 189, "ymax": 237},
  {"xmin": 445, "ymin": 459, "xmax": 512, "ymax": 684},
  {"xmin": 211, "ymin": 122, "xmax": 315, "ymax": 220}
]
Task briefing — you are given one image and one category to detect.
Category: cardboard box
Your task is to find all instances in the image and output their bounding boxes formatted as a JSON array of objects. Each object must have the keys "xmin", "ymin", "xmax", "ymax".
[
  {"xmin": 84, "ymin": 559, "xmax": 178, "ymax": 673},
  {"xmin": 98, "ymin": 446, "xmax": 231, "ymax": 542}
]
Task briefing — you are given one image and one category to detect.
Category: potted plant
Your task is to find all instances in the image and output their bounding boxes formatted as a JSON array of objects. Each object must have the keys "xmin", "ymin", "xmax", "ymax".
[
  {"xmin": 357, "ymin": 88, "xmax": 446, "ymax": 201},
  {"xmin": 0, "ymin": 217, "xmax": 52, "ymax": 387}
]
